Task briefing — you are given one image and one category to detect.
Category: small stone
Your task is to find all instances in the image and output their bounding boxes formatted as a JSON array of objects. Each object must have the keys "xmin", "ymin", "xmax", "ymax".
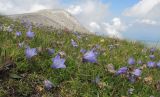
[
  {"xmin": 105, "ymin": 64, "xmax": 116, "ymax": 74},
  {"xmin": 97, "ymin": 82, "xmax": 106, "ymax": 89},
  {"xmin": 144, "ymin": 76, "xmax": 153, "ymax": 84}
]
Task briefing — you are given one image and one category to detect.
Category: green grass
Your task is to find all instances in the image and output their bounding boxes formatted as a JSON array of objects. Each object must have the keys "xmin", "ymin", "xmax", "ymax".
[{"xmin": 0, "ymin": 16, "xmax": 160, "ymax": 97}]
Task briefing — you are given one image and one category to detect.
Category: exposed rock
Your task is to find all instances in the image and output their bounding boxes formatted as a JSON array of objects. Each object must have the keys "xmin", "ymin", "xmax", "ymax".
[{"xmin": 8, "ymin": 9, "xmax": 90, "ymax": 34}]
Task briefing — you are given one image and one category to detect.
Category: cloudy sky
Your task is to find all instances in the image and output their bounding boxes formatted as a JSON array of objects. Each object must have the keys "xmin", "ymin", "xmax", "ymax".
[{"xmin": 0, "ymin": 0, "xmax": 160, "ymax": 42}]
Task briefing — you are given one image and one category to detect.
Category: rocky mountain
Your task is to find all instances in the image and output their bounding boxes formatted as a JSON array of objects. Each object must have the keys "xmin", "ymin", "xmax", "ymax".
[{"xmin": 8, "ymin": 9, "xmax": 90, "ymax": 33}]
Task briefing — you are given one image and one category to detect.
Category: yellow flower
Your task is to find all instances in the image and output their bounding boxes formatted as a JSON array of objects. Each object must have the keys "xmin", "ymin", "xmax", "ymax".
[{"xmin": 100, "ymin": 39, "xmax": 105, "ymax": 42}]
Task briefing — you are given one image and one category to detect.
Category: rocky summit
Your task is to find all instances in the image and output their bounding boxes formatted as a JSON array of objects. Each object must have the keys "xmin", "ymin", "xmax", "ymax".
[{"xmin": 8, "ymin": 9, "xmax": 90, "ymax": 33}]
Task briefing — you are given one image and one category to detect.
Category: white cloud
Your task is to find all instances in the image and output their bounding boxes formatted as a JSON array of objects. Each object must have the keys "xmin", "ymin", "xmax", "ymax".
[
  {"xmin": 102, "ymin": 17, "xmax": 126, "ymax": 39},
  {"xmin": 66, "ymin": 2, "xmax": 126, "ymax": 39},
  {"xmin": 89, "ymin": 22, "xmax": 101, "ymax": 32},
  {"xmin": 29, "ymin": 5, "xmax": 47, "ymax": 12},
  {"xmin": 124, "ymin": 0, "xmax": 160, "ymax": 18},
  {"xmin": 66, "ymin": 0, "xmax": 110, "ymax": 36},
  {"xmin": 0, "ymin": 0, "xmax": 60, "ymax": 15},
  {"xmin": 136, "ymin": 19, "xmax": 157, "ymax": 25},
  {"xmin": 66, "ymin": 0, "xmax": 109, "ymax": 28},
  {"xmin": 67, "ymin": 5, "xmax": 82, "ymax": 15}
]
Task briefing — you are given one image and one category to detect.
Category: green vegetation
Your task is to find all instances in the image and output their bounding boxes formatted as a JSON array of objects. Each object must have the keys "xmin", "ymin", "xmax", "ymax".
[{"xmin": 0, "ymin": 16, "xmax": 160, "ymax": 97}]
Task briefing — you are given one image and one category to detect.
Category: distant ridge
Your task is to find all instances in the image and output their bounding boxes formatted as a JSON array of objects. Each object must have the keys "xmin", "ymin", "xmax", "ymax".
[{"xmin": 8, "ymin": 9, "xmax": 90, "ymax": 33}]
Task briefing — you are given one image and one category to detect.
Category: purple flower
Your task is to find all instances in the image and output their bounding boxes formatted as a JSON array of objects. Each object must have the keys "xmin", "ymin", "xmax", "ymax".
[
  {"xmin": 77, "ymin": 35, "xmax": 81, "ymax": 39},
  {"xmin": 116, "ymin": 67, "xmax": 128, "ymax": 75},
  {"xmin": 150, "ymin": 48, "xmax": 156, "ymax": 53},
  {"xmin": 26, "ymin": 31, "xmax": 35, "ymax": 38},
  {"xmin": 149, "ymin": 55, "xmax": 155, "ymax": 60},
  {"xmin": 16, "ymin": 31, "xmax": 22, "ymax": 37},
  {"xmin": 156, "ymin": 61, "xmax": 160, "ymax": 68},
  {"xmin": 25, "ymin": 47, "xmax": 37, "ymax": 59},
  {"xmin": 133, "ymin": 68, "xmax": 141, "ymax": 77},
  {"xmin": 147, "ymin": 61, "xmax": 155, "ymax": 68},
  {"xmin": 51, "ymin": 54, "xmax": 66, "ymax": 69},
  {"xmin": 71, "ymin": 39, "xmax": 78, "ymax": 47},
  {"xmin": 137, "ymin": 60, "xmax": 142, "ymax": 65},
  {"xmin": 128, "ymin": 75, "xmax": 136, "ymax": 83},
  {"xmin": 128, "ymin": 57, "xmax": 135, "ymax": 65},
  {"xmin": 80, "ymin": 48, "xmax": 86, "ymax": 54},
  {"xmin": 83, "ymin": 50, "xmax": 97, "ymax": 63},
  {"xmin": 94, "ymin": 44, "xmax": 101, "ymax": 49},
  {"xmin": 44, "ymin": 80, "xmax": 54, "ymax": 90},
  {"xmin": 48, "ymin": 48, "xmax": 54, "ymax": 55},
  {"xmin": 73, "ymin": 31, "xmax": 78, "ymax": 35}
]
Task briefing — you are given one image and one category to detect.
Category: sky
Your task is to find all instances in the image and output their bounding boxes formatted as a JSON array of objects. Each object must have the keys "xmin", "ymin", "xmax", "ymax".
[{"xmin": 0, "ymin": 0, "xmax": 160, "ymax": 44}]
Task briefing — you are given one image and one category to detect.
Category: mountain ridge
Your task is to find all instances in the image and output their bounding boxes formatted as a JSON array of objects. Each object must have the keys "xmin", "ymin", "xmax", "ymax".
[{"xmin": 7, "ymin": 9, "xmax": 90, "ymax": 34}]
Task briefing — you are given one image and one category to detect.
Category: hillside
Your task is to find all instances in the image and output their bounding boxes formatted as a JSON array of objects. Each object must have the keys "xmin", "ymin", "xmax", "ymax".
[
  {"xmin": 7, "ymin": 9, "xmax": 90, "ymax": 34},
  {"xmin": 0, "ymin": 16, "xmax": 160, "ymax": 97}
]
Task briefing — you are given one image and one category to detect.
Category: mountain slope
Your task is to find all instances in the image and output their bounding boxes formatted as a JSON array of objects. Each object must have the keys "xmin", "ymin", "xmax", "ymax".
[
  {"xmin": 1, "ymin": 16, "xmax": 160, "ymax": 97},
  {"xmin": 8, "ymin": 9, "xmax": 90, "ymax": 33}
]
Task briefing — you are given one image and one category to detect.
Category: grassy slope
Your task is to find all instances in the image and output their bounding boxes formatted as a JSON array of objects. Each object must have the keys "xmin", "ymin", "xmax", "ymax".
[{"xmin": 0, "ymin": 16, "xmax": 160, "ymax": 97}]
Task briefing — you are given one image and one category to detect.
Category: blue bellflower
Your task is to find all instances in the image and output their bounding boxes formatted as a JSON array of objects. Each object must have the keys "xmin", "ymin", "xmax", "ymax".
[
  {"xmin": 26, "ymin": 31, "xmax": 35, "ymax": 38},
  {"xmin": 83, "ymin": 49, "xmax": 97, "ymax": 63},
  {"xmin": 156, "ymin": 61, "xmax": 160, "ymax": 68},
  {"xmin": 44, "ymin": 80, "xmax": 54, "ymax": 90},
  {"xmin": 147, "ymin": 61, "xmax": 155, "ymax": 68},
  {"xmin": 51, "ymin": 54, "xmax": 66, "ymax": 69},
  {"xmin": 128, "ymin": 75, "xmax": 136, "ymax": 83},
  {"xmin": 150, "ymin": 48, "xmax": 156, "ymax": 53},
  {"xmin": 137, "ymin": 60, "xmax": 142, "ymax": 65},
  {"xmin": 25, "ymin": 47, "xmax": 37, "ymax": 59},
  {"xmin": 16, "ymin": 31, "xmax": 22, "ymax": 37},
  {"xmin": 116, "ymin": 67, "xmax": 128, "ymax": 75},
  {"xmin": 48, "ymin": 48, "xmax": 55, "ymax": 55},
  {"xmin": 80, "ymin": 48, "xmax": 86, "ymax": 54},
  {"xmin": 71, "ymin": 39, "xmax": 78, "ymax": 47},
  {"xmin": 133, "ymin": 68, "xmax": 141, "ymax": 77},
  {"xmin": 149, "ymin": 55, "xmax": 155, "ymax": 60},
  {"xmin": 128, "ymin": 57, "xmax": 135, "ymax": 65}
]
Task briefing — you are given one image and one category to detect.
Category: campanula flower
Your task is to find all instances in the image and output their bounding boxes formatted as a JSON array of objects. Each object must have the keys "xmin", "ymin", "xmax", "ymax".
[
  {"xmin": 44, "ymin": 80, "xmax": 54, "ymax": 90},
  {"xmin": 147, "ymin": 61, "xmax": 155, "ymax": 68},
  {"xmin": 83, "ymin": 49, "xmax": 98, "ymax": 63},
  {"xmin": 26, "ymin": 31, "xmax": 35, "ymax": 38},
  {"xmin": 128, "ymin": 75, "xmax": 136, "ymax": 83},
  {"xmin": 116, "ymin": 67, "xmax": 128, "ymax": 75},
  {"xmin": 149, "ymin": 55, "xmax": 155, "ymax": 60},
  {"xmin": 71, "ymin": 39, "xmax": 78, "ymax": 47},
  {"xmin": 16, "ymin": 31, "xmax": 22, "ymax": 37},
  {"xmin": 156, "ymin": 61, "xmax": 160, "ymax": 68},
  {"xmin": 150, "ymin": 48, "xmax": 156, "ymax": 53},
  {"xmin": 133, "ymin": 68, "xmax": 141, "ymax": 77},
  {"xmin": 128, "ymin": 57, "xmax": 135, "ymax": 65},
  {"xmin": 51, "ymin": 54, "xmax": 66, "ymax": 69},
  {"xmin": 25, "ymin": 47, "xmax": 37, "ymax": 59},
  {"xmin": 73, "ymin": 31, "xmax": 78, "ymax": 35},
  {"xmin": 48, "ymin": 48, "xmax": 54, "ymax": 55},
  {"xmin": 137, "ymin": 60, "xmax": 142, "ymax": 65},
  {"xmin": 80, "ymin": 48, "xmax": 86, "ymax": 54}
]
